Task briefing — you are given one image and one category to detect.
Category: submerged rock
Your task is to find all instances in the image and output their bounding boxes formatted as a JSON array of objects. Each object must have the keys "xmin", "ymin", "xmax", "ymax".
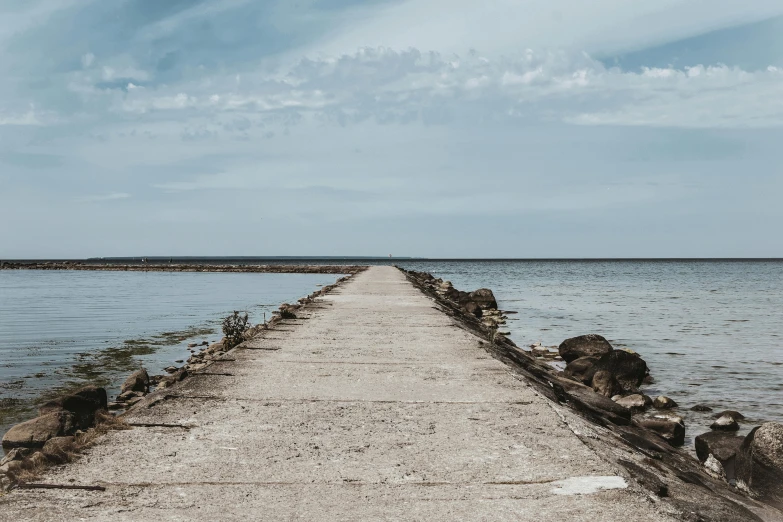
[
  {"xmin": 558, "ymin": 334, "xmax": 613, "ymax": 363},
  {"xmin": 652, "ymin": 396, "xmax": 678, "ymax": 410},
  {"xmin": 1, "ymin": 411, "xmax": 75, "ymax": 450},
  {"xmin": 735, "ymin": 423, "xmax": 783, "ymax": 505},
  {"xmin": 711, "ymin": 415, "xmax": 740, "ymax": 432}
]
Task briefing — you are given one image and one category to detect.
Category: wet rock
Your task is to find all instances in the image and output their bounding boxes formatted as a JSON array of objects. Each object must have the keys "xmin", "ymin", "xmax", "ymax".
[
  {"xmin": 469, "ymin": 289, "xmax": 498, "ymax": 309},
  {"xmin": 713, "ymin": 410, "xmax": 745, "ymax": 421},
  {"xmin": 201, "ymin": 341, "xmax": 208, "ymax": 346},
  {"xmin": 615, "ymin": 394, "xmax": 652, "ymax": 413},
  {"xmin": 653, "ymin": 414, "xmax": 684, "ymax": 426},
  {"xmin": 558, "ymin": 334, "xmax": 613, "ymax": 363},
  {"xmin": 711, "ymin": 415, "xmax": 740, "ymax": 432},
  {"xmin": 188, "ymin": 343, "xmax": 197, "ymax": 348},
  {"xmin": 591, "ymin": 370, "xmax": 622, "ymax": 398},
  {"xmin": 735, "ymin": 423, "xmax": 783, "ymax": 505},
  {"xmin": 563, "ymin": 356, "xmax": 599, "ymax": 384},
  {"xmin": 1, "ymin": 411, "xmax": 76, "ymax": 450},
  {"xmin": 637, "ymin": 418, "xmax": 685, "ymax": 446},
  {"xmin": 164, "ymin": 366, "xmax": 178, "ymax": 374},
  {"xmin": 652, "ymin": 396, "xmax": 678, "ymax": 410},
  {"xmin": 41, "ymin": 436, "xmax": 75, "ymax": 463},
  {"xmin": 695, "ymin": 431, "xmax": 744, "ymax": 464},
  {"xmin": 121, "ymin": 368, "xmax": 150, "ymax": 394},
  {"xmin": 691, "ymin": 404, "xmax": 713, "ymax": 412},
  {"xmin": 38, "ymin": 385, "xmax": 108, "ymax": 430},
  {"xmin": 592, "ymin": 350, "xmax": 649, "ymax": 390}
]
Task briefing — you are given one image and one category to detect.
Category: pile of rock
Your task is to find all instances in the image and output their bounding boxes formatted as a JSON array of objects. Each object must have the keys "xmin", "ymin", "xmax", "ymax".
[
  {"xmin": 108, "ymin": 368, "xmax": 152, "ymax": 409},
  {"xmin": 1, "ymin": 385, "xmax": 108, "ymax": 488}
]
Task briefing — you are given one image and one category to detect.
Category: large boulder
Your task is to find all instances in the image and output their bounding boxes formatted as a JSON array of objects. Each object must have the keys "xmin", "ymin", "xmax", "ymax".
[
  {"xmin": 638, "ymin": 418, "xmax": 685, "ymax": 447},
  {"xmin": 558, "ymin": 334, "xmax": 613, "ymax": 363},
  {"xmin": 463, "ymin": 301, "xmax": 483, "ymax": 318},
  {"xmin": 563, "ymin": 356, "xmax": 599, "ymax": 384},
  {"xmin": 735, "ymin": 423, "xmax": 783, "ymax": 505},
  {"xmin": 121, "ymin": 368, "xmax": 150, "ymax": 394},
  {"xmin": 592, "ymin": 350, "xmax": 648, "ymax": 390},
  {"xmin": 695, "ymin": 431, "xmax": 744, "ymax": 480},
  {"xmin": 469, "ymin": 289, "xmax": 498, "ymax": 309},
  {"xmin": 652, "ymin": 396, "xmax": 678, "ymax": 410},
  {"xmin": 39, "ymin": 385, "xmax": 107, "ymax": 430},
  {"xmin": 1, "ymin": 411, "xmax": 75, "ymax": 450},
  {"xmin": 591, "ymin": 370, "xmax": 621, "ymax": 398}
]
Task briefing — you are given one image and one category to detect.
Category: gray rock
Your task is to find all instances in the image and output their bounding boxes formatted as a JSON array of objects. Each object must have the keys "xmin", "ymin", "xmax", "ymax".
[
  {"xmin": 690, "ymin": 404, "xmax": 713, "ymax": 412},
  {"xmin": 637, "ymin": 418, "xmax": 685, "ymax": 446},
  {"xmin": 713, "ymin": 410, "xmax": 745, "ymax": 421},
  {"xmin": 711, "ymin": 415, "xmax": 740, "ymax": 432},
  {"xmin": 652, "ymin": 396, "xmax": 678, "ymax": 410},
  {"xmin": 0, "ymin": 448, "xmax": 30, "ymax": 466},
  {"xmin": 38, "ymin": 385, "xmax": 108, "ymax": 430},
  {"xmin": 558, "ymin": 334, "xmax": 613, "ymax": 363},
  {"xmin": 735, "ymin": 423, "xmax": 783, "ymax": 505},
  {"xmin": 592, "ymin": 350, "xmax": 649, "ymax": 390},
  {"xmin": 121, "ymin": 368, "xmax": 150, "ymax": 394},
  {"xmin": 563, "ymin": 356, "xmax": 598, "ymax": 384},
  {"xmin": 615, "ymin": 394, "xmax": 651, "ymax": 413},
  {"xmin": 1, "ymin": 411, "xmax": 75, "ymax": 450},
  {"xmin": 591, "ymin": 370, "xmax": 621, "ymax": 398},
  {"xmin": 694, "ymin": 430, "xmax": 743, "ymax": 479},
  {"xmin": 468, "ymin": 288, "xmax": 497, "ymax": 309}
]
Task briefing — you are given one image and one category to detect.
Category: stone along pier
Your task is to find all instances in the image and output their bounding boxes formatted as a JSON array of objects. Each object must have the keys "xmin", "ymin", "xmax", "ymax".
[{"xmin": 1, "ymin": 266, "xmax": 684, "ymax": 520}]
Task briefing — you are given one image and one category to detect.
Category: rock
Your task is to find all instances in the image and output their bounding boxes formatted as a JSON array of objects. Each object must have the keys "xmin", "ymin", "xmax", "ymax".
[
  {"xmin": 29, "ymin": 451, "xmax": 48, "ymax": 467},
  {"xmin": 711, "ymin": 415, "xmax": 740, "ymax": 432},
  {"xmin": 563, "ymin": 356, "xmax": 599, "ymax": 384},
  {"xmin": 38, "ymin": 385, "xmax": 108, "ymax": 430},
  {"xmin": 107, "ymin": 402, "xmax": 124, "ymax": 411},
  {"xmin": 117, "ymin": 390, "xmax": 143, "ymax": 402},
  {"xmin": 735, "ymin": 423, "xmax": 783, "ymax": 504},
  {"xmin": 0, "ymin": 448, "xmax": 30, "ymax": 467},
  {"xmin": 558, "ymin": 334, "xmax": 613, "ymax": 363},
  {"xmin": 164, "ymin": 366, "xmax": 178, "ymax": 374},
  {"xmin": 653, "ymin": 414, "xmax": 684, "ymax": 426},
  {"xmin": 124, "ymin": 396, "xmax": 143, "ymax": 408},
  {"xmin": 637, "ymin": 418, "xmax": 686, "ymax": 446},
  {"xmin": 713, "ymin": 410, "xmax": 745, "ymax": 421},
  {"xmin": 121, "ymin": 368, "xmax": 150, "ymax": 394},
  {"xmin": 463, "ymin": 301, "xmax": 483, "ymax": 318},
  {"xmin": 175, "ymin": 359, "xmax": 184, "ymax": 363},
  {"xmin": 615, "ymin": 394, "xmax": 651, "ymax": 413},
  {"xmin": 591, "ymin": 370, "xmax": 621, "ymax": 398},
  {"xmin": 1, "ymin": 411, "xmax": 76, "ymax": 450},
  {"xmin": 41, "ymin": 436, "xmax": 75, "ymax": 463},
  {"xmin": 691, "ymin": 404, "xmax": 713, "ymax": 412},
  {"xmin": 695, "ymin": 431, "xmax": 744, "ymax": 464},
  {"xmin": 592, "ymin": 350, "xmax": 648, "ymax": 390},
  {"xmin": 469, "ymin": 289, "xmax": 498, "ymax": 309},
  {"xmin": 201, "ymin": 341, "xmax": 208, "ymax": 346},
  {"xmin": 652, "ymin": 396, "xmax": 678, "ymax": 410},
  {"xmin": 704, "ymin": 454, "xmax": 727, "ymax": 480},
  {"xmin": 188, "ymin": 343, "xmax": 197, "ymax": 348}
]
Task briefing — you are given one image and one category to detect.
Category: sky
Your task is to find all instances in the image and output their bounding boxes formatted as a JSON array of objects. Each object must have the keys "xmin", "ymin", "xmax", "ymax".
[{"xmin": 1, "ymin": 0, "xmax": 782, "ymax": 258}]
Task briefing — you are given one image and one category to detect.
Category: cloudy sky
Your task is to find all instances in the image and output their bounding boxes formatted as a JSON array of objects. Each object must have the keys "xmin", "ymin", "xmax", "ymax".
[{"xmin": 1, "ymin": 0, "xmax": 782, "ymax": 258}]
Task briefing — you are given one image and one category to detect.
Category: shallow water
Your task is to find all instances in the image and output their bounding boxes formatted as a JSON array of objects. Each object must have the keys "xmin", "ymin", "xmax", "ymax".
[
  {"xmin": 0, "ymin": 270, "xmax": 341, "ymax": 437},
  {"xmin": 396, "ymin": 260, "xmax": 783, "ymax": 441}
]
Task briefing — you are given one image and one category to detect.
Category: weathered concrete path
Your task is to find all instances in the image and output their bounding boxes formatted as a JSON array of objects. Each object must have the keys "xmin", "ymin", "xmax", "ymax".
[{"xmin": 0, "ymin": 266, "xmax": 675, "ymax": 521}]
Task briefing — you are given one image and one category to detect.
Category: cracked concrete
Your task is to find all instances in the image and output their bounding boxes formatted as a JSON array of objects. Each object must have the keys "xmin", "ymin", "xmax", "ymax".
[{"xmin": 0, "ymin": 266, "xmax": 677, "ymax": 521}]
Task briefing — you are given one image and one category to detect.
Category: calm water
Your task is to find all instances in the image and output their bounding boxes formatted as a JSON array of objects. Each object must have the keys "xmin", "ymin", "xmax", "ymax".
[
  {"xmin": 0, "ymin": 270, "xmax": 341, "ymax": 437},
  {"xmin": 397, "ymin": 260, "xmax": 783, "ymax": 439}
]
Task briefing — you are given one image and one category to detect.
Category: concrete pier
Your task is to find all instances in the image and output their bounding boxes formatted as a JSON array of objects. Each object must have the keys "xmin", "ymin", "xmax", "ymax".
[{"xmin": 0, "ymin": 266, "xmax": 677, "ymax": 520}]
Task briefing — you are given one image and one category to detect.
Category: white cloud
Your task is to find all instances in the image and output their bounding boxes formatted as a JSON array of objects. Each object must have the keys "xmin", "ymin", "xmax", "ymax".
[
  {"xmin": 81, "ymin": 52, "xmax": 95, "ymax": 68},
  {"xmin": 114, "ymin": 48, "xmax": 783, "ymax": 129}
]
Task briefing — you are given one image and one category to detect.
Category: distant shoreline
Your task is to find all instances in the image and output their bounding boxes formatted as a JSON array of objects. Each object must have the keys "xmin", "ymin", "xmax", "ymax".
[{"xmin": 0, "ymin": 262, "xmax": 367, "ymax": 274}]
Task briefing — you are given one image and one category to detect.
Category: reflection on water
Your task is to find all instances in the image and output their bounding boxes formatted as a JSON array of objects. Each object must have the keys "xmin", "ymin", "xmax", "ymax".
[
  {"xmin": 0, "ymin": 270, "xmax": 340, "ymax": 436},
  {"xmin": 397, "ymin": 260, "xmax": 783, "ymax": 439}
]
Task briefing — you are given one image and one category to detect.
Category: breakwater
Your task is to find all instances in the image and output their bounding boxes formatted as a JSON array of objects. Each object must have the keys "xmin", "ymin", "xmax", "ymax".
[{"xmin": 1, "ymin": 267, "xmax": 781, "ymax": 520}]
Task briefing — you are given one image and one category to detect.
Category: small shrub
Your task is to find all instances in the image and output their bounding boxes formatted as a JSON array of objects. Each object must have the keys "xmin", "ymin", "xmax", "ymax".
[
  {"xmin": 280, "ymin": 310, "xmax": 297, "ymax": 320},
  {"xmin": 222, "ymin": 311, "xmax": 249, "ymax": 349}
]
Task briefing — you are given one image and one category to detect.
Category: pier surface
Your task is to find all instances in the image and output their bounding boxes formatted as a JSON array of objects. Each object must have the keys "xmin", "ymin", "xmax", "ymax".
[{"xmin": 0, "ymin": 266, "xmax": 674, "ymax": 521}]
